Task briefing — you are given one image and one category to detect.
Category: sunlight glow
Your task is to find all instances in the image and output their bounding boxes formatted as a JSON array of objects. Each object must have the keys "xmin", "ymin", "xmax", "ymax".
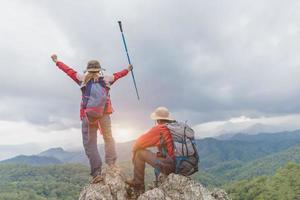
[{"xmin": 111, "ymin": 127, "xmax": 137, "ymax": 143}]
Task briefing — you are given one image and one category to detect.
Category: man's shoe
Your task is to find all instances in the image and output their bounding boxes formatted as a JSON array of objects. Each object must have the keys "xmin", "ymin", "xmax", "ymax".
[
  {"xmin": 125, "ymin": 179, "xmax": 145, "ymax": 196},
  {"xmin": 125, "ymin": 179, "xmax": 137, "ymax": 187}
]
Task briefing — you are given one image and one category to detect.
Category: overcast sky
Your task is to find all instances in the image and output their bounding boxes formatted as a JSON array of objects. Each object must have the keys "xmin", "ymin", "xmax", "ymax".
[{"xmin": 1, "ymin": 0, "xmax": 300, "ymax": 156}]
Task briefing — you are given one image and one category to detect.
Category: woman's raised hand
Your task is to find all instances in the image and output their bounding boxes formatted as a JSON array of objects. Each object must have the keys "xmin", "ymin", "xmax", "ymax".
[
  {"xmin": 51, "ymin": 54, "xmax": 58, "ymax": 63},
  {"xmin": 127, "ymin": 64, "xmax": 133, "ymax": 71}
]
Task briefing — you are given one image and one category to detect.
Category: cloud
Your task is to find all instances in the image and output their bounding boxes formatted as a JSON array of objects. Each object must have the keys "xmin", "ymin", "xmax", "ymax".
[
  {"xmin": 0, "ymin": 120, "xmax": 82, "ymax": 148},
  {"xmin": 0, "ymin": 119, "xmax": 141, "ymax": 151},
  {"xmin": 0, "ymin": 0, "xmax": 300, "ymax": 145},
  {"xmin": 193, "ymin": 114, "xmax": 300, "ymax": 138}
]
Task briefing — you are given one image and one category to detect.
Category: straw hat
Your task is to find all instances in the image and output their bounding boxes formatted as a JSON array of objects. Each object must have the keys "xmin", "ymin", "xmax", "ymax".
[
  {"xmin": 86, "ymin": 60, "xmax": 105, "ymax": 72},
  {"xmin": 150, "ymin": 106, "xmax": 174, "ymax": 121}
]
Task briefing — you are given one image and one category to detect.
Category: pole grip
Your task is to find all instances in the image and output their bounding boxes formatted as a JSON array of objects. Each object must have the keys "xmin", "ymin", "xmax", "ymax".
[{"xmin": 118, "ymin": 21, "xmax": 123, "ymax": 32}]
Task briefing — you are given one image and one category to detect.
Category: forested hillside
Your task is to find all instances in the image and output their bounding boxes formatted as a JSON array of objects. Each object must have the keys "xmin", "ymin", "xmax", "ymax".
[
  {"xmin": 0, "ymin": 164, "xmax": 89, "ymax": 200},
  {"xmin": 226, "ymin": 163, "xmax": 300, "ymax": 200},
  {"xmin": 194, "ymin": 144, "xmax": 300, "ymax": 186},
  {"xmin": 1, "ymin": 132, "xmax": 300, "ymax": 199}
]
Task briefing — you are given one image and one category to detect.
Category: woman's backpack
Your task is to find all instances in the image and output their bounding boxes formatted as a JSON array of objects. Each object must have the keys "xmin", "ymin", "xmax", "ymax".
[{"xmin": 81, "ymin": 78, "xmax": 108, "ymax": 122}]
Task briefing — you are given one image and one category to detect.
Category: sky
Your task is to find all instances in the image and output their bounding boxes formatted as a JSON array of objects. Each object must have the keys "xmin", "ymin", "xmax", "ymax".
[{"xmin": 1, "ymin": 0, "xmax": 300, "ymax": 157}]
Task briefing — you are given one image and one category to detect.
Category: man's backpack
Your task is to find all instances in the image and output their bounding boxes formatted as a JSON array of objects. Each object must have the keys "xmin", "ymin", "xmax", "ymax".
[
  {"xmin": 167, "ymin": 121, "xmax": 199, "ymax": 176},
  {"xmin": 81, "ymin": 78, "xmax": 108, "ymax": 122}
]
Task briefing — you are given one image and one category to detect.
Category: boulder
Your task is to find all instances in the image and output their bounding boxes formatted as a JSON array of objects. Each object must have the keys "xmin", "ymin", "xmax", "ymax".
[{"xmin": 79, "ymin": 165, "xmax": 230, "ymax": 200}]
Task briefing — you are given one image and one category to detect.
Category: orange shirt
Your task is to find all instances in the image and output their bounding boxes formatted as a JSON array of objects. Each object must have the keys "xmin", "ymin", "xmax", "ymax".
[{"xmin": 132, "ymin": 124, "xmax": 174, "ymax": 157}]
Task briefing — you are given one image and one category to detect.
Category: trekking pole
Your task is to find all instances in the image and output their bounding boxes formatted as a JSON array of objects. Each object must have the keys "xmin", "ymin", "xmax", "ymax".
[{"xmin": 118, "ymin": 21, "xmax": 140, "ymax": 100}]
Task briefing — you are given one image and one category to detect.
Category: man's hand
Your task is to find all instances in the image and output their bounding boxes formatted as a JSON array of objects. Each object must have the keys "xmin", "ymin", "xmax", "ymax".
[
  {"xmin": 127, "ymin": 64, "xmax": 133, "ymax": 71},
  {"xmin": 51, "ymin": 54, "xmax": 58, "ymax": 63}
]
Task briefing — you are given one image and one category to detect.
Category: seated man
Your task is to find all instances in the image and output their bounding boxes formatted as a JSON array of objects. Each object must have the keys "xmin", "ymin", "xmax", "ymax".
[{"xmin": 126, "ymin": 107, "xmax": 176, "ymax": 194}]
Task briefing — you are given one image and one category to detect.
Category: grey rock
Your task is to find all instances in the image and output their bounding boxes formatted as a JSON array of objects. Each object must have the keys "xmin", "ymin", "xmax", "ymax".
[
  {"xmin": 211, "ymin": 189, "xmax": 230, "ymax": 200},
  {"xmin": 79, "ymin": 167, "xmax": 230, "ymax": 200},
  {"xmin": 138, "ymin": 174, "xmax": 231, "ymax": 200},
  {"xmin": 102, "ymin": 165, "xmax": 127, "ymax": 200},
  {"xmin": 79, "ymin": 165, "xmax": 127, "ymax": 200},
  {"xmin": 139, "ymin": 174, "xmax": 204, "ymax": 200},
  {"xmin": 137, "ymin": 188, "xmax": 166, "ymax": 200},
  {"xmin": 79, "ymin": 184, "xmax": 113, "ymax": 200}
]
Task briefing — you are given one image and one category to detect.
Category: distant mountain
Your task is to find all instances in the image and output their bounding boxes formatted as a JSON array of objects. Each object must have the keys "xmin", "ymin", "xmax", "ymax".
[
  {"xmin": 197, "ymin": 132, "xmax": 300, "ymax": 170},
  {"xmin": 194, "ymin": 143, "xmax": 300, "ymax": 186},
  {"xmin": 197, "ymin": 120, "xmax": 284, "ymax": 138},
  {"xmin": 216, "ymin": 124, "xmax": 299, "ymax": 140},
  {"xmin": 39, "ymin": 147, "xmax": 88, "ymax": 164},
  {"xmin": 40, "ymin": 141, "xmax": 134, "ymax": 163},
  {"xmin": 217, "ymin": 129, "xmax": 300, "ymax": 141},
  {"xmin": 0, "ymin": 155, "xmax": 62, "ymax": 166},
  {"xmin": 38, "ymin": 130, "xmax": 300, "ymax": 170},
  {"xmin": 241, "ymin": 123, "xmax": 281, "ymax": 135},
  {"xmin": 4, "ymin": 131, "xmax": 300, "ymax": 172},
  {"xmin": 228, "ymin": 130, "xmax": 300, "ymax": 142},
  {"xmin": 0, "ymin": 143, "xmax": 42, "ymax": 161},
  {"xmin": 2, "ymin": 141, "xmax": 135, "ymax": 166}
]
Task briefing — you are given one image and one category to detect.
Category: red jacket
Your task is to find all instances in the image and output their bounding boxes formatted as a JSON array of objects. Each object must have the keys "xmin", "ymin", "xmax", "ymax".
[
  {"xmin": 56, "ymin": 61, "xmax": 129, "ymax": 119},
  {"xmin": 132, "ymin": 124, "xmax": 175, "ymax": 157}
]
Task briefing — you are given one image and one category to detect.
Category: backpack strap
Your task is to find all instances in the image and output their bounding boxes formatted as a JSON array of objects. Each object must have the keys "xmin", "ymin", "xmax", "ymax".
[
  {"xmin": 154, "ymin": 160, "xmax": 162, "ymax": 187},
  {"xmin": 159, "ymin": 133, "xmax": 167, "ymax": 158},
  {"xmin": 81, "ymin": 81, "xmax": 92, "ymax": 109},
  {"xmin": 175, "ymin": 156, "xmax": 188, "ymax": 174}
]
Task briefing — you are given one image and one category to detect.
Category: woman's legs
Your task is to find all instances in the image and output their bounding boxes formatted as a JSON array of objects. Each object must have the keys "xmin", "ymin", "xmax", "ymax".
[
  {"xmin": 82, "ymin": 117, "xmax": 102, "ymax": 177},
  {"xmin": 99, "ymin": 114, "xmax": 117, "ymax": 165}
]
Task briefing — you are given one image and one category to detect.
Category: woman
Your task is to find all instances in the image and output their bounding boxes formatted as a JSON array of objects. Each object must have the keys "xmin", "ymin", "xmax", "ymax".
[{"xmin": 51, "ymin": 54, "xmax": 132, "ymax": 183}]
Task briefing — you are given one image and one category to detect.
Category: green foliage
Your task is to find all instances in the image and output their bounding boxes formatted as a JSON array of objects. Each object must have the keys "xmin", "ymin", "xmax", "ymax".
[
  {"xmin": 192, "ymin": 171, "xmax": 223, "ymax": 187},
  {"xmin": 0, "ymin": 164, "xmax": 89, "ymax": 200},
  {"xmin": 220, "ymin": 145, "xmax": 300, "ymax": 181},
  {"xmin": 197, "ymin": 134, "xmax": 300, "ymax": 170},
  {"xmin": 191, "ymin": 144, "xmax": 300, "ymax": 188},
  {"xmin": 225, "ymin": 163, "xmax": 300, "ymax": 200},
  {"xmin": 0, "ymin": 155, "xmax": 62, "ymax": 166},
  {"xmin": 1, "ymin": 132, "xmax": 300, "ymax": 199}
]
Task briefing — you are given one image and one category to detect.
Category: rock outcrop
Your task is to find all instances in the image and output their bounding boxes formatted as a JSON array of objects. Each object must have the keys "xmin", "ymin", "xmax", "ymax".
[
  {"xmin": 137, "ymin": 174, "xmax": 230, "ymax": 200},
  {"xmin": 79, "ymin": 165, "xmax": 230, "ymax": 200},
  {"xmin": 79, "ymin": 165, "xmax": 127, "ymax": 200}
]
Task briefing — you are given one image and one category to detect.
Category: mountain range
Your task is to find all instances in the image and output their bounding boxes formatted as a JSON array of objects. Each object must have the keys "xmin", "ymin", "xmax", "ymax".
[
  {"xmin": 0, "ymin": 141, "xmax": 134, "ymax": 166},
  {"xmin": 1, "ymin": 130, "xmax": 300, "ymax": 186},
  {"xmin": 0, "ymin": 143, "xmax": 42, "ymax": 161}
]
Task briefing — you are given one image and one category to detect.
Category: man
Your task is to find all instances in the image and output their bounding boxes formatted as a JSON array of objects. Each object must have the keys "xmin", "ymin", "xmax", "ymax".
[
  {"xmin": 126, "ymin": 107, "xmax": 177, "ymax": 194},
  {"xmin": 51, "ymin": 54, "xmax": 132, "ymax": 183}
]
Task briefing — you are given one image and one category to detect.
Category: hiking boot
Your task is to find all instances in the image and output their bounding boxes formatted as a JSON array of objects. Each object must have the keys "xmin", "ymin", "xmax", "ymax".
[
  {"xmin": 132, "ymin": 187, "xmax": 145, "ymax": 198},
  {"xmin": 107, "ymin": 163, "xmax": 117, "ymax": 169},
  {"xmin": 125, "ymin": 179, "xmax": 145, "ymax": 197},
  {"xmin": 90, "ymin": 175, "xmax": 104, "ymax": 184},
  {"xmin": 125, "ymin": 179, "xmax": 142, "ymax": 187},
  {"xmin": 158, "ymin": 173, "xmax": 167, "ymax": 184}
]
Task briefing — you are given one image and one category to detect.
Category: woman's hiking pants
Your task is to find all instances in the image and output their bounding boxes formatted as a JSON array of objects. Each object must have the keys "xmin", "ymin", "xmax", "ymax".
[
  {"xmin": 82, "ymin": 114, "xmax": 117, "ymax": 177},
  {"xmin": 133, "ymin": 149, "xmax": 175, "ymax": 185}
]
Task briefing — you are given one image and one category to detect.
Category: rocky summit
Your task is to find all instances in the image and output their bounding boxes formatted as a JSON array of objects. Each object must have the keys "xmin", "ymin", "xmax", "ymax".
[{"xmin": 79, "ymin": 165, "xmax": 230, "ymax": 200}]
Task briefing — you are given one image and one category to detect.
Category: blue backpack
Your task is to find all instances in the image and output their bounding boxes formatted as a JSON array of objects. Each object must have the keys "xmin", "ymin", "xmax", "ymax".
[{"xmin": 81, "ymin": 78, "xmax": 108, "ymax": 122}]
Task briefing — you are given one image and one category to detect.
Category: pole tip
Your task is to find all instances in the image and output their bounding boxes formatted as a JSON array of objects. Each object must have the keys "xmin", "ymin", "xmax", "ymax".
[{"xmin": 118, "ymin": 21, "xmax": 123, "ymax": 32}]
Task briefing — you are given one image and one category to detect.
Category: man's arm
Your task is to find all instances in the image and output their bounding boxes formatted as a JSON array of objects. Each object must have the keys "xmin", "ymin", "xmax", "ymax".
[{"xmin": 132, "ymin": 126, "xmax": 161, "ymax": 153}]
